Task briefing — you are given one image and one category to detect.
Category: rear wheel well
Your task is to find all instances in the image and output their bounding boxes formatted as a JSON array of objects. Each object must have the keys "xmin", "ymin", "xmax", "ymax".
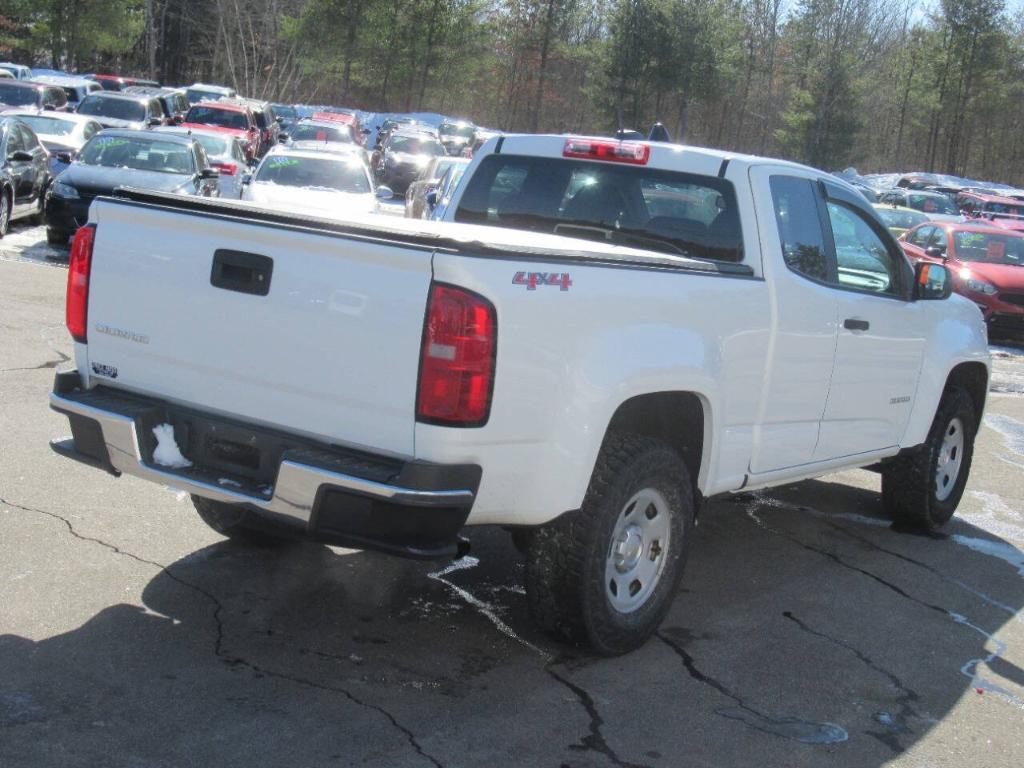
[
  {"xmin": 946, "ymin": 362, "xmax": 988, "ymax": 426},
  {"xmin": 602, "ymin": 392, "xmax": 705, "ymax": 506}
]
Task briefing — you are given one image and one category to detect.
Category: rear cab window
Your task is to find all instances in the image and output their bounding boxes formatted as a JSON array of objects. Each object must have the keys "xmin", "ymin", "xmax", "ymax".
[{"xmin": 454, "ymin": 154, "xmax": 743, "ymax": 263}]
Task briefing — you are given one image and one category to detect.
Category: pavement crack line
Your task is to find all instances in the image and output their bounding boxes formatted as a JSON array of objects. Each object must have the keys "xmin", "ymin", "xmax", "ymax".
[
  {"xmin": 656, "ymin": 632, "xmax": 848, "ymax": 744},
  {"xmin": 1, "ymin": 495, "xmax": 447, "ymax": 767},
  {"xmin": 743, "ymin": 498, "xmax": 1024, "ymax": 710}
]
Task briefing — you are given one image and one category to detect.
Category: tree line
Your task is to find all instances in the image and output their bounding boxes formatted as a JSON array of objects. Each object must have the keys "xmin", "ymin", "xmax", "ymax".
[{"xmin": 3, "ymin": 0, "xmax": 1024, "ymax": 183}]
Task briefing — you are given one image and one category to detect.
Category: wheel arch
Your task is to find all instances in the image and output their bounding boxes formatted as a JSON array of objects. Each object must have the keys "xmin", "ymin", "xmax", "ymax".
[{"xmin": 945, "ymin": 361, "xmax": 989, "ymax": 427}]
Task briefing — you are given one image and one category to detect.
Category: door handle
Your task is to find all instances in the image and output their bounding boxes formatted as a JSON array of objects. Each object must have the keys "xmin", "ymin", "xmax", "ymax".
[{"xmin": 844, "ymin": 318, "xmax": 870, "ymax": 331}]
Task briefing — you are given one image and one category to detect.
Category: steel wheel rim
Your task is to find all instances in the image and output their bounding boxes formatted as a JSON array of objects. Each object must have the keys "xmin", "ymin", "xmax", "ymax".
[
  {"xmin": 935, "ymin": 417, "xmax": 965, "ymax": 502},
  {"xmin": 605, "ymin": 488, "xmax": 672, "ymax": 614}
]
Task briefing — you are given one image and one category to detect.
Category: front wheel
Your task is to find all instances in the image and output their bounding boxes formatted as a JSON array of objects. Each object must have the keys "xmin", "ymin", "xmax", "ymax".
[
  {"xmin": 881, "ymin": 385, "xmax": 977, "ymax": 530},
  {"xmin": 525, "ymin": 434, "xmax": 694, "ymax": 655},
  {"xmin": 0, "ymin": 191, "xmax": 10, "ymax": 238}
]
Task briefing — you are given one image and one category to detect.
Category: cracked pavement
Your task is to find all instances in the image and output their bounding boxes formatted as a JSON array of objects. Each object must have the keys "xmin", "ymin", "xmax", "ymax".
[{"xmin": 2, "ymin": 243, "xmax": 1024, "ymax": 767}]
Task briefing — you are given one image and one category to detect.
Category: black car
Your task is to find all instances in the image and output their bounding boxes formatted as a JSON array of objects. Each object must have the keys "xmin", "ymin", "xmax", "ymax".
[
  {"xmin": 45, "ymin": 130, "xmax": 220, "ymax": 244},
  {"xmin": 271, "ymin": 103, "xmax": 299, "ymax": 132},
  {"xmin": 437, "ymin": 120, "xmax": 476, "ymax": 156},
  {"xmin": 123, "ymin": 86, "xmax": 190, "ymax": 124},
  {"xmin": 0, "ymin": 80, "xmax": 69, "ymax": 112},
  {"xmin": 374, "ymin": 130, "xmax": 447, "ymax": 194},
  {"xmin": 75, "ymin": 92, "xmax": 167, "ymax": 130},
  {"xmin": 0, "ymin": 117, "xmax": 51, "ymax": 237}
]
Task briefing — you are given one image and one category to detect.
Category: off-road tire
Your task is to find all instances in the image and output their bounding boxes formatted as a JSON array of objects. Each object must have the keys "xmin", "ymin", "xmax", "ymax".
[
  {"xmin": 525, "ymin": 433, "xmax": 694, "ymax": 655},
  {"xmin": 881, "ymin": 385, "xmax": 976, "ymax": 530},
  {"xmin": 191, "ymin": 495, "xmax": 291, "ymax": 545}
]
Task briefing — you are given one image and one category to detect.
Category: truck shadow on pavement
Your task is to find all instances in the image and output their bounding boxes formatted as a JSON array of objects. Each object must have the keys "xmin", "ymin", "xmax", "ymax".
[{"xmin": 2, "ymin": 480, "xmax": 1023, "ymax": 767}]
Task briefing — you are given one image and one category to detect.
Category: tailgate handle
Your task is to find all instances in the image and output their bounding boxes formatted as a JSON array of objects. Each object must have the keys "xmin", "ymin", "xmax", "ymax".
[{"xmin": 211, "ymin": 250, "xmax": 273, "ymax": 296}]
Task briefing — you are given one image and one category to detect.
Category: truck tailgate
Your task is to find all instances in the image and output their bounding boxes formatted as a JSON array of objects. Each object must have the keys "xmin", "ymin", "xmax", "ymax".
[{"xmin": 85, "ymin": 198, "xmax": 434, "ymax": 457}]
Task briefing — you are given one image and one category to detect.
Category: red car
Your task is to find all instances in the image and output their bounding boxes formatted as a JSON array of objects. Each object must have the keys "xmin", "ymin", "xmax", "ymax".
[
  {"xmin": 181, "ymin": 101, "xmax": 260, "ymax": 160},
  {"xmin": 312, "ymin": 111, "xmax": 366, "ymax": 144},
  {"xmin": 900, "ymin": 222, "xmax": 1024, "ymax": 336},
  {"xmin": 955, "ymin": 190, "xmax": 1024, "ymax": 219}
]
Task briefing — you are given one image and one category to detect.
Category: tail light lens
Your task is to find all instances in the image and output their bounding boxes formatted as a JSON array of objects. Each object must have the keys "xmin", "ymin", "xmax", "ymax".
[
  {"xmin": 66, "ymin": 225, "xmax": 95, "ymax": 343},
  {"xmin": 417, "ymin": 284, "xmax": 496, "ymax": 426},
  {"xmin": 212, "ymin": 161, "xmax": 237, "ymax": 176},
  {"xmin": 563, "ymin": 138, "xmax": 650, "ymax": 165}
]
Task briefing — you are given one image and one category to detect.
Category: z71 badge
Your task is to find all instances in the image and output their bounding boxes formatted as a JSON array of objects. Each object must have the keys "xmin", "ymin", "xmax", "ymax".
[{"xmin": 513, "ymin": 271, "xmax": 572, "ymax": 291}]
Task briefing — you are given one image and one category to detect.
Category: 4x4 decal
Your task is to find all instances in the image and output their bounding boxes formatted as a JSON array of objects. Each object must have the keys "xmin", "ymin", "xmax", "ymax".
[{"xmin": 513, "ymin": 271, "xmax": 572, "ymax": 291}]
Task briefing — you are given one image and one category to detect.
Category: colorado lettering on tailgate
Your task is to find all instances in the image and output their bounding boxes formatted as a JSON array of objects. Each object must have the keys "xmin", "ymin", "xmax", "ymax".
[{"xmin": 512, "ymin": 271, "xmax": 572, "ymax": 291}]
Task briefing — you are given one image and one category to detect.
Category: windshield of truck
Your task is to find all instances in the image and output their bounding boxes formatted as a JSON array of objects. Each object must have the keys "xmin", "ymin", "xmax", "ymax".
[
  {"xmin": 907, "ymin": 193, "xmax": 959, "ymax": 215},
  {"xmin": 77, "ymin": 95, "xmax": 145, "ymax": 121},
  {"xmin": 455, "ymin": 154, "xmax": 743, "ymax": 262},
  {"xmin": 79, "ymin": 135, "xmax": 195, "ymax": 174},
  {"xmin": 875, "ymin": 207, "xmax": 928, "ymax": 231},
  {"xmin": 389, "ymin": 135, "xmax": 445, "ymax": 155},
  {"xmin": 13, "ymin": 114, "xmax": 76, "ymax": 136},
  {"xmin": 953, "ymin": 231, "xmax": 1024, "ymax": 265},
  {"xmin": 290, "ymin": 122, "xmax": 352, "ymax": 143},
  {"xmin": 254, "ymin": 154, "xmax": 370, "ymax": 193},
  {"xmin": 186, "ymin": 106, "xmax": 248, "ymax": 130},
  {"xmin": 0, "ymin": 84, "xmax": 39, "ymax": 106},
  {"xmin": 186, "ymin": 88, "xmax": 227, "ymax": 104},
  {"xmin": 440, "ymin": 123, "xmax": 474, "ymax": 139},
  {"xmin": 272, "ymin": 104, "xmax": 297, "ymax": 119}
]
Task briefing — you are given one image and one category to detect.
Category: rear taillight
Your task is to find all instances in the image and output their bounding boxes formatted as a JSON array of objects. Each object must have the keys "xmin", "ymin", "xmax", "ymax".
[
  {"xmin": 563, "ymin": 138, "xmax": 650, "ymax": 165},
  {"xmin": 212, "ymin": 161, "xmax": 237, "ymax": 176},
  {"xmin": 417, "ymin": 284, "xmax": 497, "ymax": 426},
  {"xmin": 66, "ymin": 225, "xmax": 95, "ymax": 343}
]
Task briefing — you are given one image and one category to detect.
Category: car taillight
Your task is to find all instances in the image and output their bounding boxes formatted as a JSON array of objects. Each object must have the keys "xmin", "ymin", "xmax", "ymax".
[
  {"xmin": 417, "ymin": 284, "xmax": 497, "ymax": 426},
  {"xmin": 66, "ymin": 225, "xmax": 95, "ymax": 343},
  {"xmin": 213, "ymin": 161, "xmax": 237, "ymax": 176},
  {"xmin": 563, "ymin": 138, "xmax": 650, "ymax": 165}
]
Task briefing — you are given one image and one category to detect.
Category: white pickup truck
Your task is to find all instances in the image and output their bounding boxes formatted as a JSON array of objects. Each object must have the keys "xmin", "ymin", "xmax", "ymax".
[{"xmin": 51, "ymin": 135, "xmax": 990, "ymax": 654}]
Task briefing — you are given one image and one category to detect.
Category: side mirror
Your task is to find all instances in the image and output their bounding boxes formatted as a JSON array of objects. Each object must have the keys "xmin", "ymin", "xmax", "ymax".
[
  {"xmin": 276, "ymin": 116, "xmax": 284, "ymax": 124},
  {"xmin": 173, "ymin": 115, "xmax": 184, "ymax": 124},
  {"xmin": 277, "ymin": 133, "xmax": 288, "ymax": 143},
  {"xmin": 375, "ymin": 185, "xmax": 394, "ymax": 200},
  {"xmin": 924, "ymin": 244, "xmax": 947, "ymax": 259},
  {"xmin": 914, "ymin": 262, "xmax": 952, "ymax": 300},
  {"xmin": 147, "ymin": 117, "xmax": 163, "ymax": 127},
  {"xmin": 198, "ymin": 167, "xmax": 220, "ymax": 180},
  {"xmin": 8, "ymin": 150, "xmax": 33, "ymax": 162},
  {"xmin": 241, "ymin": 173, "xmax": 252, "ymax": 185},
  {"xmin": 425, "ymin": 189, "xmax": 439, "ymax": 208},
  {"xmin": 55, "ymin": 151, "xmax": 74, "ymax": 164}
]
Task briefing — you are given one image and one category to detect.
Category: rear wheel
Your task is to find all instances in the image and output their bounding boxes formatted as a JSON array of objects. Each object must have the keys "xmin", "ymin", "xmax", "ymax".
[
  {"xmin": 46, "ymin": 229, "xmax": 69, "ymax": 246},
  {"xmin": 525, "ymin": 434, "xmax": 694, "ymax": 655},
  {"xmin": 191, "ymin": 495, "xmax": 291, "ymax": 545},
  {"xmin": 0, "ymin": 191, "xmax": 10, "ymax": 238},
  {"xmin": 881, "ymin": 386, "xmax": 976, "ymax": 530}
]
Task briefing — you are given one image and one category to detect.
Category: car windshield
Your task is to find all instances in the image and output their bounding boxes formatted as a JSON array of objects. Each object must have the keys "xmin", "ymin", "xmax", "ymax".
[
  {"xmin": 907, "ymin": 193, "xmax": 959, "ymax": 215},
  {"xmin": 953, "ymin": 231, "xmax": 1024, "ymax": 265},
  {"xmin": 983, "ymin": 201, "xmax": 1024, "ymax": 217},
  {"xmin": 187, "ymin": 89, "xmax": 225, "ymax": 104},
  {"xmin": 78, "ymin": 135, "xmax": 194, "ymax": 174},
  {"xmin": 455, "ymin": 154, "xmax": 743, "ymax": 262},
  {"xmin": 255, "ymin": 155, "xmax": 370, "ymax": 193},
  {"xmin": 876, "ymin": 208, "xmax": 928, "ymax": 230},
  {"xmin": 78, "ymin": 95, "xmax": 145, "ymax": 121},
  {"xmin": 440, "ymin": 123, "xmax": 474, "ymax": 139},
  {"xmin": 0, "ymin": 84, "xmax": 39, "ymax": 106},
  {"xmin": 13, "ymin": 115, "xmax": 76, "ymax": 136},
  {"xmin": 186, "ymin": 106, "xmax": 248, "ymax": 130},
  {"xmin": 273, "ymin": 104, "xmax": 297, "ymax": 118},
  {"xmin": 389, "ymin": 136, "xmax": 445, "ymax": 155},
  {"xmin": 291, "ymin": 123, "xmax": 352, "ymax": 143}
]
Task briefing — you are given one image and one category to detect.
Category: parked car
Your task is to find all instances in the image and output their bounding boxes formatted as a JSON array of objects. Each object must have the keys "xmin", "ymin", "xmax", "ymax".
[
  {"xmin": 271, "ymin": 103, "xmax": 299, "ymax": 132},
  {"xmin": 123, "ymin": 86, "xmax": 190, "ymax": 124},
  {"xmin": 286, "ymin": 118, "xmax": 356, "ymax": 146},
  {"xmin": 4, "ymin": 111, "xmax": 103, "ymax": 174},
  {"xmin": 185, "ymin": 83, "xmax": 237, "ymax": 105},
  {"xmin": 181, "ymin": 101, "xmax": 260, "ymax": 160},
  {"xmin": 30, "ymin": 75, "xmax": 102, "ymax": 108},
  {"xmin": 0, "ymin": 116, "xmax": 51, "ymax": 237},
  {"xmin": 878, "ymin": 188, "xmax": 962, "ymax": 222},
  {"xmin": 374, "ymin": 116, "xmax": 416, "ymax": 148},
  {"xmin": 0, "ymin": 70, "xmax": 12, "ymax": 80},
  {"xmin": 956, "ymin": 190, "xmax": 1024, "ymax": 222},
  {"xmin": 241, "ymin": 146, "xmax": 388, "ymax": 219},
  {"xmin": 75, "ymin": 92, "xmax": 166, "ymax": 130},
  {"xmin": 373, "ymin": 130, "xmax": 447, "ymax": 193},
  {"xmin": 426, "ymin": 159, "xmax": 470, "ymax": 219},
  {"xmin": 50, "ymin": 133, "xmax": 989, "ymax": 655},
  {"xmin": 405, "ymin": 156, "xmax": 469, "ymax": 219},
  {"xmin": 232, "ymin": 98, "xmax": 281, "ymax": 156},
  {"xmin": 0, "ymin": 63, "xmax": 33, "ymax": 80},
  {"xmin": 900, "ymin": 221, "xmax": 1024, "ymax": 335},
  {"xmin": 438, "ymin": 119, "xmax": 476, "ymax": 156},
  {"xmin": 311, "ymin": 111, "xmax": 368, "ymax": 143},
  {"xmin": 871, "ymin": 203, "xmax": 929, "ymax": 238},
  {"xmin": 155, "ymin": 125, "xmax": 250, "ymax": 198},
  {"xmin": 0, "ymin": 80, "xmax": 69, "ymax": 112},
  {"xmin": 88, "ymin": 74, "xmax": 160, "ymax": 92},
  {"xmin": 45, "ymin": 130, "xmax": 220, "ymax": 244}
]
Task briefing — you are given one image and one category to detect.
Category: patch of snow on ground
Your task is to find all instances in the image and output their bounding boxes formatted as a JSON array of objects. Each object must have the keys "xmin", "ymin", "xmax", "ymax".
[
  {"xmin": 989, "ymin": 345, "xmax": 1024, "ymax": 395},
  {"xmin": 152, "ymin": 424, "xmax": 192, "ymax": 469}
]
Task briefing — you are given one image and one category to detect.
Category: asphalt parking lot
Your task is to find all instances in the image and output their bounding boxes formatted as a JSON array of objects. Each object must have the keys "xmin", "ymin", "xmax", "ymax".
[{"xmin": 2, "ymin": 223, "xmax": 1024, "ymax": 767}]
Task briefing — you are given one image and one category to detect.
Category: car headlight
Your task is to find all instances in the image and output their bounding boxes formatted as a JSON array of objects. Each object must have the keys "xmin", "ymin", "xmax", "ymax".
[
  {"xmin": 963, "ymin": 277, "xmax": 997, "ymax": 295},
  {"xmin": 51, "ymin": 181, "xmax": 79, "ymax": 199}
]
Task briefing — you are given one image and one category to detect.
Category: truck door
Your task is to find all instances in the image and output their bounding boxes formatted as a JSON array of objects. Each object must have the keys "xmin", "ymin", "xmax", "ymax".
[{"xmin": 746, "ymin": 167, "xmax": 839, "ymax": 473}]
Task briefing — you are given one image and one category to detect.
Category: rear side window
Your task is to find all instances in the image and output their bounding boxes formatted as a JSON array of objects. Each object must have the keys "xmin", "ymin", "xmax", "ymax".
[
  {"xmin": 455, "ymin": 154, "xmax": 743, "ymax": 262},
  {"xmin": 769, "ymin": 176, "xmax": 829, "ymax": 281}
]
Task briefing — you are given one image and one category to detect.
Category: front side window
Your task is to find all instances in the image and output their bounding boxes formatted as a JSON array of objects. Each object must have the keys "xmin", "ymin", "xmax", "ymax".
[
  {"xmin": 456, "ymin": 154, "xmax": 743, "ymax": 262},
  {"xmin": 769, "ymin": 175, "xmax": 829, "ymax": 281},
  {"xmin": 826, "ymin": 203, "xmax": 903, "ymax": 295},
  {"xmin": 907, "ymin": 225, "xmax": 934, "ymax": 247},
  {"xmin": 5, "ymin": 124, "xmax": 26, "ymax": 153}
]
